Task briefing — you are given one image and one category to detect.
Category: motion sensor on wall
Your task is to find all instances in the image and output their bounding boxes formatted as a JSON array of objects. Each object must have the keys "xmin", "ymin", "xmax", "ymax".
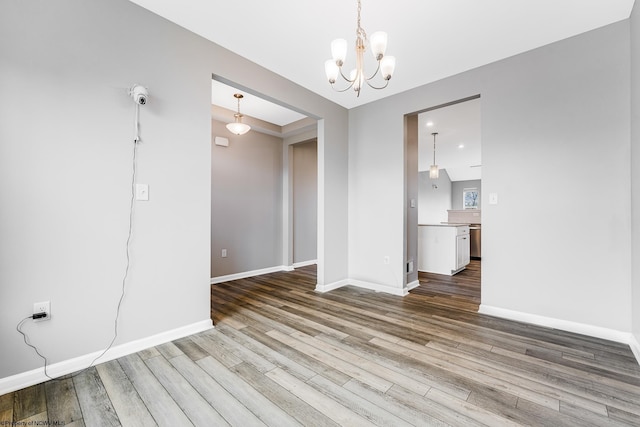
[{"xmin": 130, "ymin": 84, "xmax": 148, "ymax": 105}]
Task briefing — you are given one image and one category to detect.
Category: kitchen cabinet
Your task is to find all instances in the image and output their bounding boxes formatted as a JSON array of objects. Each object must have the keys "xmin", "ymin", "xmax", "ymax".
[
  {"xmin": 418, "ymin": 224, "xmax": 470, "ymax": 275},
  {"xmin": 456, "ymin": 233, "xmax": 470, "ymax": 269}
]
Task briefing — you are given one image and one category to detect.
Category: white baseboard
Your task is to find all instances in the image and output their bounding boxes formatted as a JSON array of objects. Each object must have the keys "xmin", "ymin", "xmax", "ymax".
[
  {"xmin": 293, "ymin": 259, "xmax": 317, "ymax": 269},
  {"xmin": 211, "ymin": 265, "xmax": 289, "ymax": 284},
  {"xmin": 348, "ymin": 279, "xmax": 408, "ymax": 296},
  {"xmin": 211, "ymin": 261, "xmax": 318, "ymax": 285},
  {"xmin": 630, "ymin": 334, "xmax": 640, "ymax": 366},
  {"xmin": 315, "ymin": 279, "xmax": 349, "ymax": 293},
  {"xmin": 405, "ymin": 280, "xmax": 420, "ymax": 292},
  {"xmin": 316, "ymin": 278, "xmax": 418, "ymax": 296},
  {"xmin": 479, "ymin": 304, "xmax": 637, "ymax": 348},
  {"xmin": 0, "ymin": 319, "xmax": 213, "ymax": 395}
]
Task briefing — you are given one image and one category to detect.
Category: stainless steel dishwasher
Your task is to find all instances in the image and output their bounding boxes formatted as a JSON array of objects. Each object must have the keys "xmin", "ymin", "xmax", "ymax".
[{"xmin": 469, "ymin": 224, "xmax": 481, "ymax": 259}]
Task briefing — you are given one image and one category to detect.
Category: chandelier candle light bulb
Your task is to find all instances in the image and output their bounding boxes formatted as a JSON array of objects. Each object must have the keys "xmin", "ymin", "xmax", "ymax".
[
  {"xmin": 331, "ymin": 39, "xmax": 347, "ymax": 66},
  {"xmin": 369, "ymin": 31, "xmax": 387, "ymax": 59},
  {"xmin": 325, "ymin": 0, "xmax": 396, "ymax": 97}
]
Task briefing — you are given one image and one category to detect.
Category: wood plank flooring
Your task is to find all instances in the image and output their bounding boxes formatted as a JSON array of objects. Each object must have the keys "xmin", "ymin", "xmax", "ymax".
[
  {"xmin": 2, "ymin": 263, "xmax": 640, "ymax": 426},
  {"xmin": 416, "ymin": 260, "xmax": 481, "ymax": 311}
]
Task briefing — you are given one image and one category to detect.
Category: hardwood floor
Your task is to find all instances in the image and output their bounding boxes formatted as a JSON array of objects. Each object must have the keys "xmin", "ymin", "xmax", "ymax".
[
  {"xmin": 416, "ymin": 259, "xmax": 481, "ymax": 311},
  {"xmin": 2, "ymin": 264, "xmax": 640, "ymax": 426}
]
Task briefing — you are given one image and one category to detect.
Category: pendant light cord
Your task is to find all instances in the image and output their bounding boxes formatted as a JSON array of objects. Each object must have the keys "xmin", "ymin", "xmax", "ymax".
[{"xmin": 432, "ymin": 132, "xmax": 438, "ymax": 164}]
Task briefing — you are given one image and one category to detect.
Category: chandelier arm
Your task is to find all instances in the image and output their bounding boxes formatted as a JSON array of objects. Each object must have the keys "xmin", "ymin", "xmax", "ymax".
[
  {"xmin": 338, "ymin": 67, "xmax": 356, "ymax": 83},
  {"xmin": 364, "ymin": 78, "xmax": 390, "ymax": 90},
  {"xmin": 364, "ymin": 61, "xmax": 381, "ymax": 81},
  {"xmin": 329, "ymin": 81, "xmax": 357, "ymax": 93}
]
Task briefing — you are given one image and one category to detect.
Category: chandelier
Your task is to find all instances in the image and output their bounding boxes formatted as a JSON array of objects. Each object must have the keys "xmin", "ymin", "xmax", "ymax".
[
  {"xmin": 324, "ymin": 0, "xmax": 396, "ymax": 97},
  {"xmin": 226, "ymin": 93, "xmax": 251, "ymax": 135}
]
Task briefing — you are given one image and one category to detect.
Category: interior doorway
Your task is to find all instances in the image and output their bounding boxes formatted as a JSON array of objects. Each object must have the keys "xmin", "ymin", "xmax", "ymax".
[
  {"xmin": 210, "ymin": 78, "xmax": 318, "ymax": 283},
  {"xmin": 291, "ymin": 139, "xmax": 318, "ymax": 266},
  {"xmin": 406, "ymin": 95, "xmax": 482, "ymax": 306}
]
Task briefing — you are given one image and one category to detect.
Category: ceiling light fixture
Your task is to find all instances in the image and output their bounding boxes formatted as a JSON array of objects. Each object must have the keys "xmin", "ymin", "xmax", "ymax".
[
  {"xmin": 430, "ymin": 132, "xmax": 439, "ymax": 179},
  {"xmin": 324, "ymin": 0, "xmax": 396, "ymax": 97},
  {"xmin": 226, "ymin": 93, "xmax": 251, "ymax": 135}
]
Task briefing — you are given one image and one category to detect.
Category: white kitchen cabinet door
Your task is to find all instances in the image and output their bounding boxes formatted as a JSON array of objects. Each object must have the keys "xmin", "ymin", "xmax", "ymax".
[{"xmin": 456, "ymin": 234, "xmax": 470, "ymax": 269}]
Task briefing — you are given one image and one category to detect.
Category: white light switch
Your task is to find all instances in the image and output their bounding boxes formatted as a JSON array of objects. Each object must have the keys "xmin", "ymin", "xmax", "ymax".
[
  {"xmin": 489, "ymin": 193, "xmax": 498, "ymax": 205},
  {"xmin": 136, "ymin": 184, "xmax": 149, "ymax": 201},
  {"xmin": 410, "ymin": 199, "xmax": 416, "ymax": 208},
  {"xmin": 221, "ymin": 249, "xmax": 227, "ymax": 258}
]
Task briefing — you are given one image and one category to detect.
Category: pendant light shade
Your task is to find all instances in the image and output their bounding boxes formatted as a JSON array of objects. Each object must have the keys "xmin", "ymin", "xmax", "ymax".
[
  {"xmin": 226, "ymin": 93, "xmax": 251, "ymax": 135},
  {"xmin": 226, "ymin": 121, "xmax": 251, "ymax": 136},
  {"xmin": 429, "ymin": 165, "xmax": 439, "ymax": 179},
  {"xmin": 430, "ymin": 132, "xmax": 439, "ymax": 179}
]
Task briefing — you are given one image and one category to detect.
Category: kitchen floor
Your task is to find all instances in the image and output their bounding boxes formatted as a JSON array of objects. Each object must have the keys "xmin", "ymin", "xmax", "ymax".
[{"xmin": 415, "ymin": 259, "xmax": 480, "ymax": 311}]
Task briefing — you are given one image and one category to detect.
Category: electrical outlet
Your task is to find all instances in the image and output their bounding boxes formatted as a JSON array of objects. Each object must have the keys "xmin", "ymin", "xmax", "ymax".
[
  {"xmin": 33, "ymin": 301, "xmax": 51, "ymax": 322},
  {"xmin": 407, "ymin": 260, "xmax": 414, "ymax": 273},
  {"xmin": 135, "ymin": 184, "xmax": 149, "ymax": 201}
]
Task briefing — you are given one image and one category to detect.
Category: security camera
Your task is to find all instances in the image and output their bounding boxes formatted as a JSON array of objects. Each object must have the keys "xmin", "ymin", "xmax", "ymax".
[{"xmin": 130, "ymin": 84, "xmax": 148, "ymax": 105}]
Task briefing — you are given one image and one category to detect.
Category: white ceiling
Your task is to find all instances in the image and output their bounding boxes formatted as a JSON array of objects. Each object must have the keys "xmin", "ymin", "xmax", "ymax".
[
  {"xmin": 128, "ymin": 0, "xmax": 633, "ymax": 110},
  {"xmin": 211, "ymin": 80, "xmax": 307, "ymax": 127},
  {"xmin": 419, "ymin": 98, "xmax": 481, "ymax": 182}
]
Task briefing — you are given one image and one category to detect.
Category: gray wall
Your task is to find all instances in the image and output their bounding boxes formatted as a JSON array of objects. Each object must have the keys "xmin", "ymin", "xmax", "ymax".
[
  {"xmin": 211, "ymin": 119, "xmax": 283, "ymax": 277},
  {"xmin": 0, "ymin": 0, "xmax": 212, "ymax": 378},
  {"xmin": 349, "ymin": 21, "xmax": 632, "ymax": 332},
  {"xmin": 631, "ymin": 3, "xmax": 640, "ymax": 348},
  {"xmin": 451, "ymin": 180, "xmax": 482, "ymax": 211},
  {"xmin": 405, "ymin": 115, "xmax": 419, "ymax": 285},
  {"xmin": 293, "ymin": 140, "xmax": 318, "ymax": 264},
  {"xmin": 418, "ymin": 170, "xmax": 453, "ymax": 224},
  {"xmin": 0, "ymin": 0, "xmax": 349, "ymax": 380}
]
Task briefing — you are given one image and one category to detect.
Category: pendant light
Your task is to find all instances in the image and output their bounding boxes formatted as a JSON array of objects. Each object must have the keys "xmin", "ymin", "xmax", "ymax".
[
  {"xmin": 429, "ymin": 132, "xmax": 439, "ymax": 179},
  {"xmin": 226, "ymin": 93, "xmax": 251, "ymax": 135}
]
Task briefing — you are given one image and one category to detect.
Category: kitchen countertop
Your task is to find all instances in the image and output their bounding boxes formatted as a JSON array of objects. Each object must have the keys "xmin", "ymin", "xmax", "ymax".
[{"xmin": 418, "ymin": 223, "xmax": 470, "ymax": 227}]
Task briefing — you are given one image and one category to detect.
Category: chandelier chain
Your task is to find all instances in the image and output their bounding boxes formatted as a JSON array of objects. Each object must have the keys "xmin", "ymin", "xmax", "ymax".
[{"xmin": 356, "ymin": 0, "xmax": 367, "ymax": 41}]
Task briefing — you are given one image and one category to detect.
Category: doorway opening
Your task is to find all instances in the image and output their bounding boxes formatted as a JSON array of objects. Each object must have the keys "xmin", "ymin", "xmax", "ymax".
[
  {"xmin": 406, "ymin": 95, "xmax": 482, "ymax": 308},
  {"xmin": 210, "ymin": 77, "xmax": 319, "ymax": 285}
]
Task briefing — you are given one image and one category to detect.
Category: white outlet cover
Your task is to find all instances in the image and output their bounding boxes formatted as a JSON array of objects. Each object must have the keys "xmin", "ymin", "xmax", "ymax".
[
  {"xmin": 136, "ymin": 184, "xmax": 149, "ymax": 201},
  {"xmin": 33, "ymin": 301, "xmax": 51, "ymax": 322}
]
